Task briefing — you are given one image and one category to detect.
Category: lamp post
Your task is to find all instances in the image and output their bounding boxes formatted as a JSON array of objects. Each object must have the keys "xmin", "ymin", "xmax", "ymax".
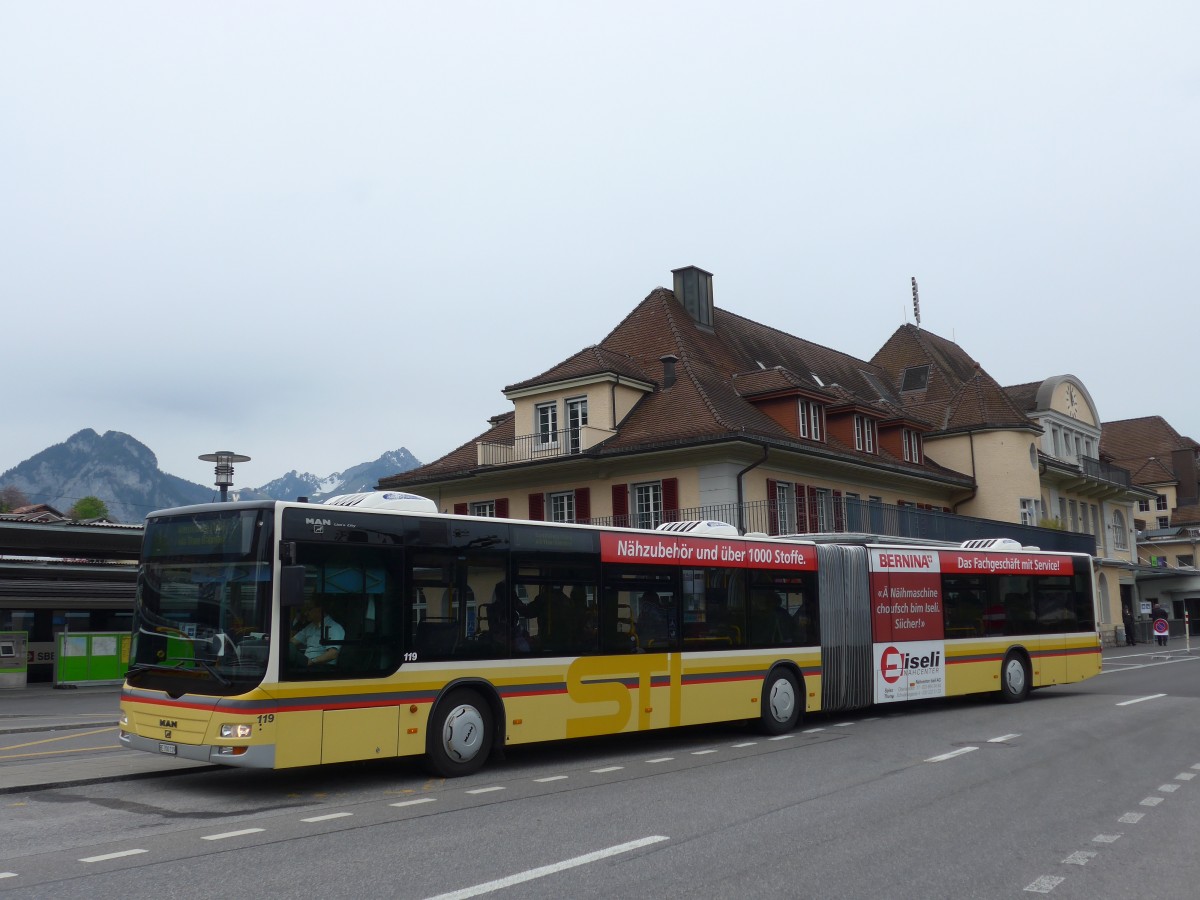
[{"xmin": 199, "ymin": 450, "xmax": 251, "ymax": 502}]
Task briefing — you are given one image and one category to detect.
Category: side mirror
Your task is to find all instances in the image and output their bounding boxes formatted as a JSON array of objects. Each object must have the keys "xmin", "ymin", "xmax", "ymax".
[{"xmin": 280, "ymin": 566, "xmax": 306, "ymax": 607}]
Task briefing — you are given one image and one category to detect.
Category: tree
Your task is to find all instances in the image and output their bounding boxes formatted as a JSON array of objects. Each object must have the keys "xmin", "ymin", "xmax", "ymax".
[
  {"xmin": 0, "ymin": 485, "xmax": 30, "ymax": 513},
  {"xmin": 68, "ymin": 496, "xmax": 111, "ymax": 521}
]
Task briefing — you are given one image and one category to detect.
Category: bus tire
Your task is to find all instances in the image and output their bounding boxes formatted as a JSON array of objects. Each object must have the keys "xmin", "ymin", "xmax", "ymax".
[
  {"xmin": 426, "ymin": 688, "xmax": 493, "ymax": 777},
  {"xmin": 999, "ymin": 651, "xmax": 1030, "ymax": 703},
  {"xmin": 759, "ymin": 668, "xmax": 802, "ymax": 734}
]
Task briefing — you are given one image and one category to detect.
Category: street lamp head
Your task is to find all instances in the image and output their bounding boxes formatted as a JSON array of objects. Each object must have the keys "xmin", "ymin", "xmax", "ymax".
[{"xmin": 199, "ymin": 450, "xmax": 251, "ymax": 500}]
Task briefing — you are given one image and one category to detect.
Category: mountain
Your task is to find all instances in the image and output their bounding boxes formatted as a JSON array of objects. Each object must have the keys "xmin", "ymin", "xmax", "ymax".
[
  {"xmin": 236, "ymin": 449, "xmax": 423, "ymax": 503},
  {"xmin": 0, "ymin": 430, "xmax": 423, "ymax": 524},
  {"xmin": 0, "ymin": 429, "xmax": 212, "ymax": 524}
]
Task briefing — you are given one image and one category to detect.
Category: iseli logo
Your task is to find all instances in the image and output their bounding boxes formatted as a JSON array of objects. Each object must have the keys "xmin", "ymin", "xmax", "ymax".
[{"xmin": 879, "ymin": 646, "xmax": 941, "ymax": 684}]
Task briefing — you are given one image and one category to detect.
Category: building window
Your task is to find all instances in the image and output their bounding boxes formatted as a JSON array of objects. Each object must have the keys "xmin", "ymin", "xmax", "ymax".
[
  {"xmin": 1178, "ymin": 554, "xmax": 1194, "ymax": 567},
  {"xmin": 773, "ymin": 481, "xmax": 796, "ymax": 534},
  {"xmin": 1138, "ymin": 499, "xmax": 1150, "ymax": 513},
  {"xmin": 1156, "ymin": 494, "xmax": 1169, "ymax": 511},
  {"xmin": 536, "ymin": 402, "xmax": 558, "ymax": 447},
  {"xmin": 634, "ymin": 482, "xmax": 663, "ymax": 530},
  {"xmin": 1069, "ymin": 500, "xmax": 1078, "ymax": 531},
  {"xmin": 1020, "ymin": 498, "xmax": 1038, "ymax": 527},
  {"xmin": 814, "ymin": 488, "xmax": 833, "ymax": 533},
  {"xmin": 549, "ymin": 491, "xmax": 576, "ymax": 523},
  {"xmin": 470, "ymin": 501, "xmax": 495, "ymax": 517},
  {"xmin": 902, "ymin": 428, "xmax": 922, "ymax": 463},
  {"xmin": 798, "ymin": 401, "xmax": 824, "ymax": 441},
  {"xmin": 1157, "ymin": 516, "xmax": 1170, "ymax": 529},
  {"xmin": 1080, "ymin": 503, "xmax": 1089, "ymax": 534},
  {"xmin": 566, "ymin": 397, "xmax": 588, "ymax": 455},
  {"xmin": 1112, "ymin": 510, "xmax": 1128, "ymax": 551},
  {"xmin": 854, "ymin": 415, "xmax": 876, "ymax": 453}
]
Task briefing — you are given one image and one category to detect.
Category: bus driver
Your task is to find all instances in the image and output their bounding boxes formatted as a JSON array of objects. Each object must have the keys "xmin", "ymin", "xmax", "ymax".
[{"xmin": 290, "ymin": 601, "xmax": 344, "ymax": 667}]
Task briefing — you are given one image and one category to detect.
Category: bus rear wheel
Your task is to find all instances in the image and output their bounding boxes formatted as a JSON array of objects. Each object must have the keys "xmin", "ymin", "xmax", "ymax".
[
  {"xmin": 426, "ymin": 689, "xmax": 493, "ymax": 777},
  {"xmin": 759, "ymin": 669, "xmax": 802, "ymax": 734},
  {"xmin": 999, "ymin": 652, "xmax": 1030, "ymax": 703}
]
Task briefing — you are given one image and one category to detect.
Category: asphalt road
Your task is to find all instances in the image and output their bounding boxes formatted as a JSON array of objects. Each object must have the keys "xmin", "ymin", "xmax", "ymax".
[{"xmin": 2, "ymin": 647, "xmax": 1198, "ymax": 899}]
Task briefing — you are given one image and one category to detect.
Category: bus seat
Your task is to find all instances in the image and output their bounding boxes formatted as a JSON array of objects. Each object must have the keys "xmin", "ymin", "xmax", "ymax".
[{"xmin": 416, "ymin": 618, "xmax": 459, "ymax": 656}]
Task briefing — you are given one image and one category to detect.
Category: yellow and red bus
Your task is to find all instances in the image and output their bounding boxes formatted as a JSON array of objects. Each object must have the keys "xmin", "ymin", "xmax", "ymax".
[{"xmin": 119, "ymin": 493, "xmax": 1101, "ymax": 776}]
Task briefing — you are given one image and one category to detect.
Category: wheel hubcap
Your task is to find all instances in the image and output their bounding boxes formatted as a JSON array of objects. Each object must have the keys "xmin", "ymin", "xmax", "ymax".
[
  {"xmin": 1005, "ymin": 660, "xmax": 1025, "ymax": 695},
  {"xmin": 768, "ymin": 677, "xmax": 795, "ymax": 723},
  {"xmin": 442, "ymin": 704, "xmax": 485, "ymax": 762}
]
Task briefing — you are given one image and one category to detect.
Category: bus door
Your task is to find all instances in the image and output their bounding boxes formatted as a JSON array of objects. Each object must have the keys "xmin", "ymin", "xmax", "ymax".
[{"xmin": 816, "ymin": 544, "xmax": 872, "ymax": 712}]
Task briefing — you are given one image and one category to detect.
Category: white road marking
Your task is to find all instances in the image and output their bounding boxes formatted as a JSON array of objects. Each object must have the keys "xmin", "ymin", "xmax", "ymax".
[
  {"xmin": 1024, "ymin": 875, "xmax": 1064, "ymax": 893},
  {"xmin": 1140, "ymin": 797, "xmax": 1164, "ymax": 807},
  {"xmin": 533, "ymin": 776, "xmax": 568, "ymax": 783},
  {"xmin": 1192, "ymin": 763, "xmax": 1200, "ymax": 771},
  {"xmin": 0, "ymin": 872, "xmax": 16, "ymax": 879},
  {"xmin": 1119, "ymin": 812, "xmax": 1144, "ymax": 824},
  {"xmin": 833, "ymin": 722, "xmax": 855, "ymax": 727},
  {"xmin": 424, "ymin": 835, "xmax": 669, "ymax": 900},
  {"xmin": 1092, "ymin": 834, "xmax": 1122, "ymax": 843},
  {"xmin": 465, "ymin": 786, "xmax": 505, "ymax": 795},
  {"xmin": 1116, "ymin": 693, "xmax": 1168, "ymax": 706},
  {"xmin": 79, "ymin": 849, "xmax": 148, "ymax": 863},
  {"xmin": 202, "ymin": 828, "xmax": 264, "ymax": 841},
  {"xmin": 1158, "ymin": 784, "xmax": 1180, "ymax": 793},
  {"xmin": 647, "ymin": 757, "xmax": 674, "ymax": 763},
  {"xmin": 732, "ymin": 742, "xmax": 757, "ymax": 748},
  {"xmin": 988, "ymin": 733, "xmax": 1020, "ymax": 743},
  {"xmin": 1062, "ymin": 851, "xmax": 1096, "ymax": 865},
  {"xmin": 801, "ymin": 728, "xmax": 825, "ymax": 734},
  {"xmin": 391, "ymin": 797, "xmax": 437, "ymax": 808},
  {"xmin": 925, "ymin": 747, "xmax": 978, "ymax": 763},
  {"xmin": 591, "ymin": 766, "xmax": 623, "ymax": 773},
  {"xmin": 302, "ymin": 812, "xmax": 353, "ymax": 823},
  {"xmin": 767, "ymin": 735, "xmax": 793, "ymax": 741},
  {"xmin": 1176, "ymin": 773, "xmax": 1195, "ymax": 781},
  {"xmin": 691, "ymin": 750, "xmax": 717, "ymax": 755}
]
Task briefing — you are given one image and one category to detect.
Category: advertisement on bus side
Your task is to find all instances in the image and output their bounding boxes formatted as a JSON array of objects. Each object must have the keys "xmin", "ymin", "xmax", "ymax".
[{"xmin": 873, "ymin": 640, "xmax": 946, "ymax": 704}]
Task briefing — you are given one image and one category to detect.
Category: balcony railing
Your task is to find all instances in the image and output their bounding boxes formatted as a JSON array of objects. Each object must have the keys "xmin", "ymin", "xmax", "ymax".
[
  {"xmin": 582, "ymin": 497, "xmax": 1096, "ymax": 555},
  {"xmin": 478, "ymin": 425, "xmax": 615, "ymax": 466},
  {"xmin": 1081, "ymin": 456, "xmax": 1131, "ymax": 488}
]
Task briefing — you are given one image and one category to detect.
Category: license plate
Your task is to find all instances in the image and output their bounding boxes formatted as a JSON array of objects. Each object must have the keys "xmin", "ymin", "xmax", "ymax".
[{"xmin": 158, "ymin": 742, "xmax": 177, "ymax": 755}]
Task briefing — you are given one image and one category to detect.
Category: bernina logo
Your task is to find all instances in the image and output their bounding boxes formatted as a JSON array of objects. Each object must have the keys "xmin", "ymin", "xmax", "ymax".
[{"xmin": 159, "ymin": 719, "xmax": 178, "ymax": 728}]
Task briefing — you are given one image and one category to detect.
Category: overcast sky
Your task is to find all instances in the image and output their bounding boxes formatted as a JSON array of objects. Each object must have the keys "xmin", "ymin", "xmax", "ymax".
[{"xmin": 2, "ymin": 3, "xmax": 1197, "ymax": 493}]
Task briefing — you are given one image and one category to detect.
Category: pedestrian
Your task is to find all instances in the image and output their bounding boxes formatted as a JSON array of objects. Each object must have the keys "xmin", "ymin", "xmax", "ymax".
[
  {"xmin": 1151, "ymin": 601, "xmax": 1169, "ymax": 647},
  {"xmin": 1122, "ymin": 604, "xmax": 1137, "ymax": 646}
]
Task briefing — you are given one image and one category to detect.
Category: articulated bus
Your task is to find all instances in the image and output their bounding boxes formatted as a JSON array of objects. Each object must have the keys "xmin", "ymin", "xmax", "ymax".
[{"xmin": 119, "ymin": 492, "xmax": 1102, "ymax": 776}]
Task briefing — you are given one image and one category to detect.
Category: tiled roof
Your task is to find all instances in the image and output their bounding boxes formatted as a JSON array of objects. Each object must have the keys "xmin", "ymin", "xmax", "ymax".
[
  {"xmin": 871, "ymin": 325, "xmax": 1034, "ymax": 430},
  {"xmin": 504, "ymin": 345, "xmax": 651, "ymax": 393},
  {"xmin": 385, "ymin": 286, "xmax": 1023, "ymax": 487}
]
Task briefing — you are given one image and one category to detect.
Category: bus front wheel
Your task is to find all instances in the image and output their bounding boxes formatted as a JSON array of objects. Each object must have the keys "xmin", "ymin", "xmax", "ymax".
[
  {"xmin": 426, "ymin": 689, "xmax": 493, "ymax": 777},
  {"xmin": 759, "ymin": 669, "xmax": 802, "ymax": 734},
  {"xmin": 999, "ymin": 652, "xmax": 1030, "ymax": 703}
]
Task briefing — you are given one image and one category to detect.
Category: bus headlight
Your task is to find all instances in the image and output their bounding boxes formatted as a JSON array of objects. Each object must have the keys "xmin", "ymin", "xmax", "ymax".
[{"xmin": 220, "ymin": 723, "xmax": 252, "ymax": 739}]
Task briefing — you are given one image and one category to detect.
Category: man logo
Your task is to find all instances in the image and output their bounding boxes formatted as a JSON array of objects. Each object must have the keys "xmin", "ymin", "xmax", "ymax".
[{"xmin": 159, "ymin": 719, "xmax": 178, "ymax": 729}]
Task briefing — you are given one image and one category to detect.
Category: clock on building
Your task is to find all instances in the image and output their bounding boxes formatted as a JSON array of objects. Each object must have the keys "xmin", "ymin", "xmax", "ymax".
[{"xmin": 1065, "ymin": 385, "xmax": 1079, "ymax": 418}]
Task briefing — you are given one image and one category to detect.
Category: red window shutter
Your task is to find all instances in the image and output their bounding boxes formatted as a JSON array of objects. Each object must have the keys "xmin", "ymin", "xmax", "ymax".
[
  {"xmin": 528, "ymin": 493, "xmax": 545, "ymax": 521},
  {"xmin": 662, "ymin": 478, "xmax": 679, "ymax": 521},
  {"xmin": 832, "ymin": 490, "xmax": 844, "ymax": 532},
  {"xmin": 453, "ymin": 503, "xmax": 468, "ymax": 515},
  {"xmin": 574, "ymin": 488, "xmax": 590, "ymax": 523},
  {"xmin": 495, "ymin": 498, "xmax": 509, "ymax": 518},
  {"xmin": 611, "ymin": 484, "xmax": 629, "ymax": 526},
  {"xmin": 766, "ymin": 478, "xmax": 779, "ymax": 536},
  {"xmin": 794, "ymin": 483, "xmax": 806, "ymax": 534},
  {"xmin": 806, "ymin": 485, "xmax": 819, "ymax": 532}
]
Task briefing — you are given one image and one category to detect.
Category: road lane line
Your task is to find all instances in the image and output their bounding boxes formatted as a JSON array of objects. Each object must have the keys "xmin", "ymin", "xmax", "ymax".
[
  {"xmin": 1, "ymin": 727, "xmax": 116, "ymax": 752},
  {"xmin": 1062, "ymin": 851, "xmax": 1096, "ymax": 865},
  {"xmin": 1176, "ymin": 773, "xmax": 1195, "ymax": 781},
  {"xmin": 202, "ymin": 828, "xmax": 264, "ymax": 841},
  {"xmin": 732, "ymin": 742, "xmax": 757, "ymax": 748},
  {"xmin": 391, "ymin": 798, "xmax": 437, "ymax": 808},
  {"xmin": 534, "ymin": 776, "xmax": 568, "ymax": 783},
  {"xmin": 925, "ymin": 747, "xmax": 978, "ymax": 763},
  {"xmin": 1119, "ymin": 813, "xmax": 1144, "ymax": 824},
  {"xmin": 988, "ymin": 734, "xmax": 1021, "ymax": 743},
  {"xmin": 591, "ymin": 766, "xmax": 623, "ymax": 773},
  {"xmin": 767, "ymin": 735, "xmax": 793, "ymax": 741},
  {"xmin": 1092, "ymin": 834, "xmax": 1122, "ymax": 843},
  {"xmin": 1140, "ymin": 797, "xmax": 1163, "ymax": 807},
  {"xmin": 647, "ymin": 757, "xmax": 674, "ymax": 763},
  {"xmin": 1116, "ymin": 693, "xmax": 1167, "ymax": 706},
  {"xmin": 465, "ymin": 786, "xmax": 505, "ymax": 795},
  {"xmin": 424, "ymin": 835, "xmax": 669, "ymax": 900},
  {"xmin": 80, "ymin": 849, "xmax": 148, "ymax": 863},
  {"xmin": 301, "ymin": 812, "xmax": 353, "ymax": 822},
  {"xmin": 1023, "ymin": 875, "xmax": 1064, "ymax": 893},
  {"xmin": 1, "ymin": 872, "xmax": 18, "ymax": 878},
  {"xmin": 691, "ymin": 750, "xmax": 717, "ymax": 755},
  {"xmin": 1158, "ymin": 784, "xmax": 1180, "ymax": 793}
]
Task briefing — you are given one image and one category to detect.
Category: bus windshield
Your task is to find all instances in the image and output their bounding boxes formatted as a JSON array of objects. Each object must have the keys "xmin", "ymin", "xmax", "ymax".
[{"xmin": 127, "ymin": 508, "xmax": 273, "ymax": 696}]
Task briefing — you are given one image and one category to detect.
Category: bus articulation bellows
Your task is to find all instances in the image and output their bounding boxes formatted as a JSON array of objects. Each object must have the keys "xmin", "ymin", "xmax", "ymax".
[{"xmin": 119, "ymin": 493, "xmax": 1101, "ymax": 776}]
